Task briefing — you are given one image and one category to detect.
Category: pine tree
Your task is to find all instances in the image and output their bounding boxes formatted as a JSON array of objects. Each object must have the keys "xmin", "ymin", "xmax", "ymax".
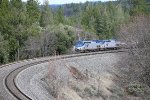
[
  {"xmin": 95, "ymin": 14, "xmax": 105, "ymax": 39},
  {"xmin": 40, "ymin": 0, "xmax": 53, "ymax": 27},
  {"xmin": 26, "ymin": 0, "xmax": 40, "ymax": 24},
  {"xmin": 0, "ymin": 0, "xmax": 10, "ymax": 37},
  {"xmin": 128, "ymin": 0, "xmax": 149, "ymax": 15},
  {"xmin": 10, "ymin": 0, "xmax": 22, "ymax": 9},
  {"xmin": 81, "ymin": 5, "xmax": 96, "ymax": 31},
  {"xmin": 55, "ymin": 7, "xmax": 65, "ymax": 24},
  {"xmin": 0, "ymin": 33, "xmax": 9, "ymax": 64}
]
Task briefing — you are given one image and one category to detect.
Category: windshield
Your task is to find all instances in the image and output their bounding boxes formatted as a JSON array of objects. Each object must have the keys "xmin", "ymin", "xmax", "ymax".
[{"xmin": 75, "ymin": 41, "xmax": 84, "ymax": 47}]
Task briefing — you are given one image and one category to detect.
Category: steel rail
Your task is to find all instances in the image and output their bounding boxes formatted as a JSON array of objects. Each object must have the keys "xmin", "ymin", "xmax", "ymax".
[{"xmin": 4, "ymin": 49, "xmax": 128, "ymax": 100}]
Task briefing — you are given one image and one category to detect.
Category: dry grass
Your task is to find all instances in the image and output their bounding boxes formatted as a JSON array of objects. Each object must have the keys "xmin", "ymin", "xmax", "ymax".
[
  {"xmin": 43, "ymin": 59, "xmax": 126, "ymax": 100},
  {"xmin": 116, "ymin": 15, "xmax": 150, "ymax": 99},
  {"xmin": 65, "ymin": 64, "xmax": 88, "ymax": 81}
]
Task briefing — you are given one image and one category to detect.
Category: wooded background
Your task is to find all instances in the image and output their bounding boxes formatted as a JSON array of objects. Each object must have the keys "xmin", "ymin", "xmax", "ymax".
[{"xmin": 0, "ymin": 0, "xmax": 149, "ymax": 64}]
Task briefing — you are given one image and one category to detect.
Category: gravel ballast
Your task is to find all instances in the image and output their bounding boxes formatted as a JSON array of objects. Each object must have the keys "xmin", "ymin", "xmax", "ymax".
[
  {"xmin": 15, "ymin": 52, "xmax": 126, "ymax": 100},
  {"xmin": 0, "ymin": 57, "xmax": 52, "ymax": 100}
]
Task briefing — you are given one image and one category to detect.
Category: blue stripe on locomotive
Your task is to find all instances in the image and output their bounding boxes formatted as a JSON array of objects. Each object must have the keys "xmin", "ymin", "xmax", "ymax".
[{"xmin": 75, "ymin": 40, "xmax": 105, "ymax": 47}]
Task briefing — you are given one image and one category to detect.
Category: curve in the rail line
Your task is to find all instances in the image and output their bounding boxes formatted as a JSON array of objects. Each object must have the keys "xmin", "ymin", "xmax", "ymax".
[{"xmin": 4, "ymin": 49, "xmax": 127, "ymax": 100}]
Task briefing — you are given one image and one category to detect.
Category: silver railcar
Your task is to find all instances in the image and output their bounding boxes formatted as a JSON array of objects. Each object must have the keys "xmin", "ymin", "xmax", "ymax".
[{"xmin": 74, "ymin": 40, "xmax": 121, "ymax": 52}]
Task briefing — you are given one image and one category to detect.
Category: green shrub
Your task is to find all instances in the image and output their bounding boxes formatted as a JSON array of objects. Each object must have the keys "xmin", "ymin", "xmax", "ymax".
[{"xmin": 126, "ymin": 83, "xmax": 145, "ymax": 96}]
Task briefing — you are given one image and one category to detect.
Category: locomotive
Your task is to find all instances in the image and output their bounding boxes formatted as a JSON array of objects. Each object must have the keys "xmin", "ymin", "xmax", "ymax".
[{"xmin": 74, "ymin": 39, "xmax": 121, "ymax": 52}]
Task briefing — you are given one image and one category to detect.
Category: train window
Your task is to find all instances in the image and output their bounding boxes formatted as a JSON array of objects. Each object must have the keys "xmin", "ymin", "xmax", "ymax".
[
  {"xmin": 84, "ymin": 42, "xmax": 91, "ymax": 44},
  {"xmin": 105, "ymin": 40, "xmax": 111, "ymax": 42}
]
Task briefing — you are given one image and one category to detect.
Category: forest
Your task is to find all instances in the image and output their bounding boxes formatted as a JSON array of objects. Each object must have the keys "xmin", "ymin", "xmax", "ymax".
[{"xmin": 0, "ymin": 0, "xmax": 149, "ymax": 64}]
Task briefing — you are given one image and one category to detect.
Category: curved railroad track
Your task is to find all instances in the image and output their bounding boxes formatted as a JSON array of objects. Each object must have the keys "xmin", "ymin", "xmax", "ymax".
[{"xmin": 1, "ymin": 49, "xmax": 128, "ymax": 100}]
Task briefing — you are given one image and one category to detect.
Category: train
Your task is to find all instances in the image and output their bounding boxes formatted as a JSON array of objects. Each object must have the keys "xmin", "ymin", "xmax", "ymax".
[{"xmin": 74, "ymin": 39, "xmax": 122, "ymax": 52}]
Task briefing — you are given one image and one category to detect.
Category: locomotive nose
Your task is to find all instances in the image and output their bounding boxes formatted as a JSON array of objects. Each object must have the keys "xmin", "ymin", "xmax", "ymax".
[
  {"xmin": 75, "ymin": 47, "xmax": 80, "ymax": 51},
  {"xmin": 75, "ymin": 47, "xmax": 83, "ymax": 52},
  {"xmin": 75, "ymin": 48, "xmax": 79, "ymax": 52}
]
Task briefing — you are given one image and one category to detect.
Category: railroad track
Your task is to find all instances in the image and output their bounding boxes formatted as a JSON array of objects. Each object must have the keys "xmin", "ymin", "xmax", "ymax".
[{"xmin": 1, "ymin": 49, "xmax": 128, "ymax": 100}]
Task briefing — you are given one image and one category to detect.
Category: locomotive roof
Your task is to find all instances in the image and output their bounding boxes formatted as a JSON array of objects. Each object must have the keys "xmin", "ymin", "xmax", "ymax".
[{"xmin": 77, "ymin": 39, "xmax": 116, "ymax": 43}]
